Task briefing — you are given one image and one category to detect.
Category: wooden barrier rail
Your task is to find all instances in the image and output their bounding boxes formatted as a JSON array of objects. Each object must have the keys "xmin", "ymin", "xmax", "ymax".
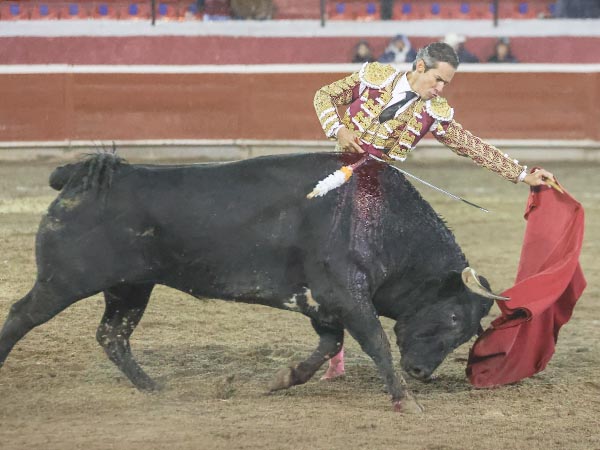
[{"xmin": 1, "ymin": 65, "xmax": 599, "ymax": 143}]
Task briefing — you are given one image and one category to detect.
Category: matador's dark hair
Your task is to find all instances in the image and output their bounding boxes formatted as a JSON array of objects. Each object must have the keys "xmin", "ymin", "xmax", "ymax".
[{"xmin": 412, "ymin": 42, "xmax": 460, "ymax": 71}]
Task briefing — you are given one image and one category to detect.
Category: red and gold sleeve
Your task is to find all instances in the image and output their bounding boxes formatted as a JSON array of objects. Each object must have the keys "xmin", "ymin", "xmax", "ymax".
[
  {"xmin": 434, "ymin": 120, "xmax": 526, "ymax": 183},
  {"xmin": 313, "ymin": 72, "xmax": 360, "ymax": 139}
]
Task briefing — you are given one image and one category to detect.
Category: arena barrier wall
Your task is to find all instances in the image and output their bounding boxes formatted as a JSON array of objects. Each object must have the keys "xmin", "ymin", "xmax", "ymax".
[
  {"xmin": 2, "ymin": 36, "xmax": 600, "ymax": 65},
  {"xmin": 1, "ymin": 65, "xmax": 599, "ymax": 151}
]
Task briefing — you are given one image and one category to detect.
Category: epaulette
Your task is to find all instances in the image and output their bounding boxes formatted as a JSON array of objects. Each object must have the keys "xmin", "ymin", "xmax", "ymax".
[
  {"xmin": 359, "ymin": 62, "xmax": 399, "ymax": 89},
  {"xmin": 425, "ymin": 96, "xmax": 454, "ymax": 122}
]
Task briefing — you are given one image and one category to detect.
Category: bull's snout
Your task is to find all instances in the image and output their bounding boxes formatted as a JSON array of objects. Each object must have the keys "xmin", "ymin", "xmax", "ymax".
[{"xmin": 404, "ymin": 365, "xmax": 433, "ymax": 381}]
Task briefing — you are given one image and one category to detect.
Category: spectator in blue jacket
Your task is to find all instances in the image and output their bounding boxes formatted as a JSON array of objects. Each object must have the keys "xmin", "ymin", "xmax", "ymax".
[{"xmin": 378, "ymin": 35, "xmax": 417, "ymax": 64}]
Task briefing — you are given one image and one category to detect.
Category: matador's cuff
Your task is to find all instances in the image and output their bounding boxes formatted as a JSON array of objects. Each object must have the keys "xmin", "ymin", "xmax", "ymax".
[
  {"xmin": 518, "ymin": 168, "xmax": 528, "ymax": 182},
  {"xmin": 332, "ymin": 124, "xmax": 344, "ymax": 138}
]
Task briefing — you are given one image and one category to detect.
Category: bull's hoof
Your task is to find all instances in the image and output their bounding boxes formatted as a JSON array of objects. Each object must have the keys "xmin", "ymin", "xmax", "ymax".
[
  {"xmin": 133, "ymin": 376, "xmax": 162, "ymax": 392},
  {"xmin": 320, "ymin": 367, "xmax": 346, "ymax": 381},
  {"xmin": 392, "ymin": 393, "xmax": 424, "ymax": 414},
  {"xmin": 269, "ymin": 367, "xmax": 294, "ymax": 392},
  {"xmin": 320, "ymin": 357, "xmax": 345, "ymax": 381}
]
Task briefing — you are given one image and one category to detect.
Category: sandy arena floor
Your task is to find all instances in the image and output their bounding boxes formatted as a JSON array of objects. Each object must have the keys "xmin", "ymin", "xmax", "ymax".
[{"xmin": 0, "ymin": 157, "xmax": 598, "ymax": 450}]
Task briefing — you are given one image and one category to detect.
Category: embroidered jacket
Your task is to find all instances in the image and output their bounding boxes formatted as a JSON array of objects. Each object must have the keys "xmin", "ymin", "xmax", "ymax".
[{"xmin": 314, "ymin": 62, "xmax": 525, "ymax": 182}]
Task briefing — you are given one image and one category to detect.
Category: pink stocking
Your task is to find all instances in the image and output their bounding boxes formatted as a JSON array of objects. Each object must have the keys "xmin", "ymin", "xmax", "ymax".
[{"xmin": 320, "ymin": 347, "xmax": 346, "ymax": 380}]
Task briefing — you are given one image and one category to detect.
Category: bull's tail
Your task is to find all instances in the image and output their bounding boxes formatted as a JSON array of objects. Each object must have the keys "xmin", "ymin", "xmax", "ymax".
[{"xmin": 49, "ymin": 152, "xmax": 125, "ymax": 193}]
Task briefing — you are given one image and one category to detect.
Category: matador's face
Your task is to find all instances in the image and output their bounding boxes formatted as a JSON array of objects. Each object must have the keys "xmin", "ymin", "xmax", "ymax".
[{"xmin": 409, "ymin": 61, "xmax": 456, "ymax": 100}]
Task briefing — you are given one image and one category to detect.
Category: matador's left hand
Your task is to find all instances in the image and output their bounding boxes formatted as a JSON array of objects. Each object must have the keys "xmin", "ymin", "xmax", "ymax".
[{"xmin": 522, "ymin": 168, "xmax": 556, "ymax": 187}]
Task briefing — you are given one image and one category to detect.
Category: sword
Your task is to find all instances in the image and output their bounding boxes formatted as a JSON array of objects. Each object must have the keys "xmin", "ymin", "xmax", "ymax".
[
  {"xmin": 368, "ymin": 154, "xmax": 490, "ymax": 213},
  {"xmin": 307, "ymin": 153, "xmax": 490, "ymax": 213}
]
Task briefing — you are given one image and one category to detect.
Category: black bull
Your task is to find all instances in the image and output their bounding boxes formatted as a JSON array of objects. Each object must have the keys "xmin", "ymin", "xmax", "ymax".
[{"xmin": 0, "ymin": 152, "xmax": 499, "ymax": 411}]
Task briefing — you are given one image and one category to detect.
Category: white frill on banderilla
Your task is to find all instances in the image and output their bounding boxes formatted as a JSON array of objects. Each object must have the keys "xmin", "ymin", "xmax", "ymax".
[{"xmin": 306, "ymin": 166, "xmax": 354, "ymax": 199}]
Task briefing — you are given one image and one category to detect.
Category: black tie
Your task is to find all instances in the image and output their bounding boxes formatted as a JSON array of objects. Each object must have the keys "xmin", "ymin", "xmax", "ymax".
[{"xmin": 378, "ymin": 91, "xmax": 417, "ymax": 123}]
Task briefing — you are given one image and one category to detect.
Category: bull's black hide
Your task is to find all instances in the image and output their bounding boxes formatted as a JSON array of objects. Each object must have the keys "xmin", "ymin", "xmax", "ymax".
[{"xmin": 0, "ymin": 152, "xmax": 493, "ymax": 410}]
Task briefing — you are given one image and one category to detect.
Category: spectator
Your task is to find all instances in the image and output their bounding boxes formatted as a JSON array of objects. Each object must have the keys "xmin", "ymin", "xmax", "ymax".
[
  {"xmin": 378, "ymin": 35, "xmax": 417, "ymax": 64},
  {"xmin": 555, "ymin": 0, "xmax": 600, "ymax": 17},
  {"xmin": 443, "ymin": 33, "xmax": 479, "ymax": 63},
  {"xmin": 352, "ymin": 40, "xmax": 376, "ymax": 63},
  {"xmin": 380, "ymin": 0, "xmax": 393, "ymax": 20},
  {"xmin": 487, "ymin": 38, "xmax": 518, "ymax": 63},
  {"xmin": 231, "ymin": 0, "xmax": 273, "ymax": 20},
  {"xmin": 203, "ymin": 0, "xmax": 232, "ymax": 20}
]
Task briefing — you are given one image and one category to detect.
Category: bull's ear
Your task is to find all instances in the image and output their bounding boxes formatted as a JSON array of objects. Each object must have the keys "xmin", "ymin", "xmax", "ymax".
[
  {"xmin": 477, "ymin": 274, "xmax": 491, "ymax": 291},
  {"xmin": 437, "ymin": 271, "xmax": 464, "ymax": 297}
]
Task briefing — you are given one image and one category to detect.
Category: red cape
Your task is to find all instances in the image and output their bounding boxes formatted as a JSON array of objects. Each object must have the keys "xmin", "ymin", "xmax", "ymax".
[{"xmin": 467, "ymin": 184, "xmax": 586, "ymax": 388}]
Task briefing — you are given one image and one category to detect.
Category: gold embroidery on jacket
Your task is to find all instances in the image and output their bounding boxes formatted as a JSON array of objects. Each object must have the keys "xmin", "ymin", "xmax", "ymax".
[
  {"xmin": 314, "ymin": 72, "xmax": 360, "ymax": 137},
  {"xmin": 388, "ymin": 100, "xmax": 425, "ymax": 160},
  {"xmin": 425, "ymin": 97, "xmax": 454, "ymax": 122},
  {"xmin": 436, "ymin": 121, "xmax": 524, "ymax": 182},
  {"xmin": 360, "ymin": 62, "xmax": 398, "ymax": 89},
  {"xmin": 350, "ymin": 80, "xmax": 396, "ymax": 144}
]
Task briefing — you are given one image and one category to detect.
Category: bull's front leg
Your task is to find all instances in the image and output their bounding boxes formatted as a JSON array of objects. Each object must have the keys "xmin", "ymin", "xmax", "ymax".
[
  {"xmin": 269, "ymin": 318, "xmax": 343, "ymax": 391},
  {"xmin": 340, "ymin": 301, "xmax": 423, "ymax": 414}
]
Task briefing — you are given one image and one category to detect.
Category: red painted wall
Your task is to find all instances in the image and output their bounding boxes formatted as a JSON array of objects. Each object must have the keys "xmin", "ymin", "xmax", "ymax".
[
  {"xmin": 1, "ymin": 71, "xmax": 599, "ymax": 142},
  {"xmin": 1, "ymin": 36, "xmax": 600, "ymax": 64}
]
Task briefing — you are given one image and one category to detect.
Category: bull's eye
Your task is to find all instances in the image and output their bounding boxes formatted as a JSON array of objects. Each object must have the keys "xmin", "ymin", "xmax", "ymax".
[{"xmin": 451, "ymin": 314, "xmax": 458, "ymax": 323}]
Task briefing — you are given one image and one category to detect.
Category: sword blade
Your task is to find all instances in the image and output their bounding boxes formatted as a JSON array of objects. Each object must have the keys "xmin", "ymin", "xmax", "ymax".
[{"xmin": 369, "ymin": 155, "xmax": 490, "ymax": 213}]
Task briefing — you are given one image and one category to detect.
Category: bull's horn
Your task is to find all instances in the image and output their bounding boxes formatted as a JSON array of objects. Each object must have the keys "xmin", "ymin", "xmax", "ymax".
[{"xmin": 461, "ymin": 267, "xmax": 510, "ymax": 301}]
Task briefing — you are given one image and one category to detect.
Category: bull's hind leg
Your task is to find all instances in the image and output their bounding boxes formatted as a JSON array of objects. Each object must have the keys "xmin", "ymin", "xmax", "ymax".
[
  {"xmin": 0, "ymin": 281, "xmax": 90, "ymax": 367},
  {"xmin": 96, "ymin": 283, "xmax": 156, "ymax": 390},
  {"xmin": 269, "ymin": 319, "xmax": 343, "ymax": 391},
  {"xmin": 321, "ymin": 347, "xmax": 345, "ymax": 380}
]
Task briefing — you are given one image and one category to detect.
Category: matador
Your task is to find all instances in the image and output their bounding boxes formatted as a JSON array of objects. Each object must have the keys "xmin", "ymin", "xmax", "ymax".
[{"xmin": 314, "ymin": 42, "xmax": 555, "ymax": 186}]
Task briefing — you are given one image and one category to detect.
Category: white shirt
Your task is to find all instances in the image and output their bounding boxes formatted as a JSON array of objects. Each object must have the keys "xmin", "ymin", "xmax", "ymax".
[{"xmin": 388, "ymin": 73, "xmax": 419, "ymax": 118}]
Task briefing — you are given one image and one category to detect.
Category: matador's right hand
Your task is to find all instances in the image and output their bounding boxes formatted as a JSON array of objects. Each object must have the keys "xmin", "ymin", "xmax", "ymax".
[
  {"xmin": 337, "ymin": 127, "xmax": 365, "ymax": 154},
  {"xmin": 523, "ymin": 168, "xmax": 557, "ymax": 188}
]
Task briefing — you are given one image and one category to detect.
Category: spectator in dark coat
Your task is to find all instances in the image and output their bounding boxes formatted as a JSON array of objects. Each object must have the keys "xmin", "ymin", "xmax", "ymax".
[
  {"xmin": 555, "ymin": 0, "xmax": 600, "ymax": 17},
  {"xmin": 352, "ymin": 40, "xmax": 376, "ymax": 63},
  {"xmin": 487, "ymin": 38, "xmax": 518, "ymax": 63},
  {"xmin": 443, "ymin": 33, "xmax": 480, "ymax": 63}
]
